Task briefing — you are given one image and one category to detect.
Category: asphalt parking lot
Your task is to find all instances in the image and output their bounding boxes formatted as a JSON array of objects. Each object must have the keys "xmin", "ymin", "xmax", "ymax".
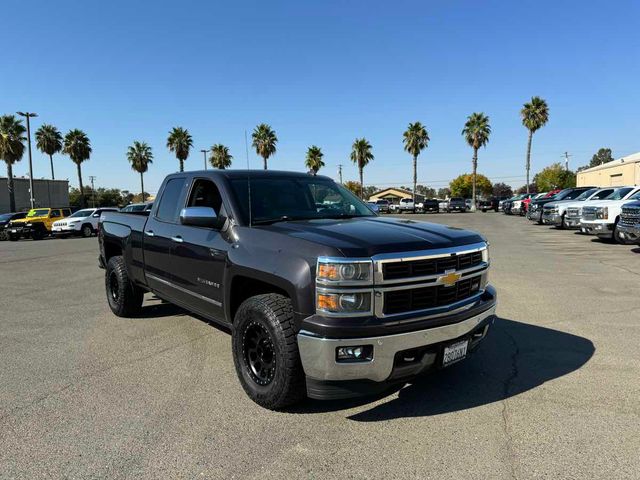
[{"xmin": 1, "ymin": 212, "xmax": 639, "ymax": 479}]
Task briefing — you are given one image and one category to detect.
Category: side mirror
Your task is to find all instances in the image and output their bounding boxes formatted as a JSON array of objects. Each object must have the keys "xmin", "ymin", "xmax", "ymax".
[
  {"xmin": 92, "ymin": 214, "xmax": 100, "ymax": 218},
  {"xmin": 180, "ymin": 207, "xmax": 221, "ymax": 228}
]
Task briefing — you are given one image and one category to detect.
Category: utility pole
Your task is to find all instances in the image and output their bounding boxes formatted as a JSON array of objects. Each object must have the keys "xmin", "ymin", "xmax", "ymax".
[
  {"xmin": 89, "ymin": 176, "xmax": 97, "ymax": 207},
  {"xmin": 562, "ymin": 151, "xmax": 572, "ymax": 171},
  {"xmin": 201, "ymin": 149, "xmax": 208, "ymax": 170},
  {"xmin": 337, "ymin": 164, "xmax": 343, "ymax": 184},
  {"xmin": 16, "ymin": 111, "xmax": 38, "ymax": 208}
]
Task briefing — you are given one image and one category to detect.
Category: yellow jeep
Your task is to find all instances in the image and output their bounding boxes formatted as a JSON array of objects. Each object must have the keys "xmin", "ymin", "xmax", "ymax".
[{"xmin": 8, "ymin": 207, "xmax": 72, "ymax": 241}]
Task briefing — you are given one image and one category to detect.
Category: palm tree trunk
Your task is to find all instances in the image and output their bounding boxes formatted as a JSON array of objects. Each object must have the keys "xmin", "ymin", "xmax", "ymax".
[
  {"xmin": 76, "ymin": 162, "xmax": 86, "ymax": 208},
  {"xmin": 140, "ymin": 172, "xmax": 145, "ymax": 203},
  {"xmin": 525, "ymin": 130, "xmax": 533, "ymax": 194},
  {"xmin": 7, "ymin": 163, "xmax": 16, "ymax": 212},
  {"xmin": 471, "ymin": 148, "xmax": 478, "ymax": 212},
  {"xmin": 359, "ymin": 166, "xmax": 364, "ymax": 199},
  {"xmin": 179, "ymin": 158, "xmax": 184, "ymax": 172},
  {"xmin": 49, "ymin": 154, "xmax": 55, "ymax": 180},
  {"xmin": 413, "ymin": 155, "xmax": 417, "ymax": 204},
  {"xmin": 263, "ymin": 156, "xmax": 268, "ymax": 170}
]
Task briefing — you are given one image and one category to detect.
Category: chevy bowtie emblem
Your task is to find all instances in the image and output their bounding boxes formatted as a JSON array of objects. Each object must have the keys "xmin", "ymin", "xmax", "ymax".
[{"xmin": 439, "ymin": 270, "xmax": 461, "ymax": 287}]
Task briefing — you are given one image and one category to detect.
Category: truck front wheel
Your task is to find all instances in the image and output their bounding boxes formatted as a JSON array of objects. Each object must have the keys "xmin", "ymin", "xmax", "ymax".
[
  {"xmin": 232, "ymin": 294, "xmax": 306, "ymax": 410},
  {"xmin": 105, "ymin": 255, "xmax": 144, "ymax": 317}
]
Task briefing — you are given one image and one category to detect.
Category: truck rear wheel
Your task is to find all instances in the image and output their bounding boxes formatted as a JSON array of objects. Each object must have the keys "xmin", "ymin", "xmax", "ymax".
[
  {"xmin": 105, "ymin": 255, "xmax": 144, "ymax": 317},
  {"xmin": 232, "ymin": 294, "xmax": 306, "ymax": 410}
]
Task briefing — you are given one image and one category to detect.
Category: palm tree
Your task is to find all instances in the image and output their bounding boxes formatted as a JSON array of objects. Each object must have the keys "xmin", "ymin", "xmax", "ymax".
[
  {"xmin": 251, "ymin": 124, "xmax": 277, "ymax": 170},
  {"xmin": 63, "ymin": 129, "xmax": 92, "ymax": 208},
  {"xmin": 402, "ymin": 122, "xmax": 430, "ymax": 203},
  {"xmin": 126, "ymin": 141, "xmax": 153, "ymax": 202},
  {"xmin": 521, "ymin": 97, "xmax": 549, "ymax": 194},
  {"xmin": 35, "ymin": 124, "xmax": 63, "ymax": 180},
  {"xmin": 209, "ymin": 144, "xmax": 233, "ymax": 169},
  {"xmin": 305, "ymin": 145, "xmax": 324, "ymax": 174},
  {"xmin": 350, "ymin": 138, "xmax": 374, "ymax": 198},
  {"xmin": 166, "ymin": 127, "xmax": 193, "ymax": 172},
  {"xmin": 462, "ymin": 113, "xmax": 491, "ymax": 211},
  {"xmin": 0, "ymin": 115, "xmax": 26, "ymax": 212}
]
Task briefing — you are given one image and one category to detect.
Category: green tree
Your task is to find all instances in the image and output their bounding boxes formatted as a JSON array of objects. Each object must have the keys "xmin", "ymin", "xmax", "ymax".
[
  {"xmin": 589, "ymin": 148, "xmax": 614, "ymax": 168},
  {"xmin": 402, "ymin": 122, "xmax": 430, "ymax": 203},
  {"xmin": 35, "ymin": 124, "xmax": 63, "ymax": 180},
  {"xmin": 450, "ymin": 173, "xmax": 493, "ymax": 199},
  {"xmin": 343, "ymin": 180, "xmax": 361, "ymax": 196},
  {"xmin": 462, "ymin": 113, "xmax": 491, "ymax": 210},
  {"xmin": 305, "ymin": 145, "xmax": 325, "ymax": 173},
  {"xmin": 437, "ymin": 187, "xmax": 451, "ymax": 199},
  {"xmin": 251, "ymin": 123, "xmax": 278, "ymax": 170},
  {"xmin": 127, "ymin": 141, "xmax": 153, "ymax": 203},
  {"xmin": 362, "ymin": 185, "xmax": 379, "ymax": 199},
  {"xmin": 0, "ymin": 115, "xmax": 26, "ymax": 212},
  {"xmin": 350, "ymin": 138, "xmax": 374, "ymax": 198},
  {"xmin": 63, "ymin": 129, "xmax": 92, "ymax": 208},
  {"xmin": 167, "ymin": 127, "xmax": 193, "ymax": 172},
  {"xmin": 534, "ymin": 163, "xmax": 575, "ymax": 191},
  {"xmin": 521, "ymin": 96, "xmax": 550, "ymax": 194},
  {"xmin": 209, "ymin": 144, "xmax": 233, "ymax": 169},
  {"xmin": 517, "ymin": 183, "xmax": 538, "ymax": 194},
  {"xmin": 415, "ymin": 185, "xmax": 437, "ymax": 198},
  {"xmin": 492, "ymin": 182, "xmax": 513, "ymax": 198}
]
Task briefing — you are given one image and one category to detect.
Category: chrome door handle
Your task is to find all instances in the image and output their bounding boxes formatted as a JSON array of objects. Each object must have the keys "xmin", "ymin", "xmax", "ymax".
[
  {"xmin": 144, "ymin": 230, "xmax": 155, "ymax": 237},
  {"xmin": 171, "ymin": 236, "xmax": 183, "ymax": 243}
]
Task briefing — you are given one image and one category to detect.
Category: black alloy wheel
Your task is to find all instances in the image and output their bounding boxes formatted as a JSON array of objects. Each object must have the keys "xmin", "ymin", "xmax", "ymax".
[{"xmin": 242, "ymin": 321, "xmax": 276, "ymax": 386}]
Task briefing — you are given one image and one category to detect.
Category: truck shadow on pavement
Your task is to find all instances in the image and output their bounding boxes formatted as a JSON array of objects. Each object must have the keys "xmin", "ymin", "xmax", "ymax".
[{"xmin": 299, "ymin": 318, "xmax": 595, "ymax": 420}]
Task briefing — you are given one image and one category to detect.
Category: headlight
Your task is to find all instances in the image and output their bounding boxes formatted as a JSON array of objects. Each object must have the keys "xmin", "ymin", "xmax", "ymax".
[
  {"xmin": 316, "ymin": 258, "xmax": 373, "ymax": 285},
  {"xmin": 481, "ymin": 245, "xmax": 490, "ymax": 263},
  {"xmin": 596, "ymin": 207, "xmax": 608, "ymax": 219},
  {"xmin": 316, "ymin": 290, "xmax": 372, "ymax": 315}
]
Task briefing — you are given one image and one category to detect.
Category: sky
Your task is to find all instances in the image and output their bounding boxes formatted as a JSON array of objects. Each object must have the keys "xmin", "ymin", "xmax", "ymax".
[{"xmin": 2, "ymin": 0, "xmax": 639, "ymax": 195}]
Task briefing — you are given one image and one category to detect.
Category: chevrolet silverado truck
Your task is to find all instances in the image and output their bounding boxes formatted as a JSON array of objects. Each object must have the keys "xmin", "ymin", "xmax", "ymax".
[
  {"xmin": 618, "ymin": 200, "xmax": 640, "ymax": 243},
  {"xmin": 542, "ymin": 187, "xmax": 616, "ymax": 228},
  {"xmin": 527, "ymin": 187, "xmax": 594, "ymax": 224},
  {"xmin": 98, "ymin": 170, "xmax": 496, "ymax": 409},
  {"xmin": 580, "ymin": 187, "xmax": 640, "ymax": 242},
  {"xmin": 416, "ymin": 198, "xmax": 439, "ymax": 213},
  {"xmin": 447, "ymin": 197, "xmax": 467, "ymax": 212}
]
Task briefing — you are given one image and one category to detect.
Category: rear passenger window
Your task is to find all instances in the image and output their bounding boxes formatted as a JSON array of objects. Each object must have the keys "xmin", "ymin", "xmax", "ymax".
[
  {"xmin": 156, "ymin": 178, "xmax": 186, "ymax": 223},
  {"xmin": 50, "ymin": 209, "xmax": 61, "ymax": 217}
]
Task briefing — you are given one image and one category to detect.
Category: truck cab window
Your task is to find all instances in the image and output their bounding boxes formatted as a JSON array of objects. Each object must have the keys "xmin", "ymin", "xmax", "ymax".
[
  {"xmin": 187, "ymin": 179, "xmax": 223, "ymax": 215},
  {"xmin": 156, "ymin": 178, "xmax": 186, "ymax": 223}
]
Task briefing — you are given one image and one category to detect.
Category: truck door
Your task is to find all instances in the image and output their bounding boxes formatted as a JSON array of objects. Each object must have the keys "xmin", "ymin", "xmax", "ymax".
[
  {"xmin": 143, "ymin": 177, "xmax": 188, "ymax": 300},
  {"xmin": 169, "ymin": 178, "xmax": 229, "ymax": 322}
]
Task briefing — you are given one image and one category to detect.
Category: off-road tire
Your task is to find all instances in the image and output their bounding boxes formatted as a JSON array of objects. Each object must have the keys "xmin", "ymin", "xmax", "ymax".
[
  {"xmin": 232, "ymin": 294, "xmax": 306, "ymax": 410},
  {"xmin": 612, "ymin": 219, "xmax": 627, "ymax": 244},
  {"xmin": 105, "ymin": 255, "xmax": 144, "ymax": 317},
  {"xmin": 31, "ymin": 228, "xmax": 45, "ymax": 241}
]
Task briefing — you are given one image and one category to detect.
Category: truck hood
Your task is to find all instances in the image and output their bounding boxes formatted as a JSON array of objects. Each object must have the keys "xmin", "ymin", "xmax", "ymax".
[
  {"xmin": 11, "ymin": 216, "xmax": 47, "ymax": 224},
  {"xmin": 262, "ymin": 216, "xmax": 484, "ymax": 257}
]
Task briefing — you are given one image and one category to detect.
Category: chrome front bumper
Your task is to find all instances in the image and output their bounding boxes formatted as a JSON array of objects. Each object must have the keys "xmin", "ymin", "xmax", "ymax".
[
  {"xmin": 565, "ymin": 217, "xmax": 581, "ymax": 228},
  {"xmin": 580, "ymin": 221, "xmax": 612, "ymax": 237},
  {"xmin": 297, "ymin": 304, "xmax": 496, "ymax": 382},
  {"xmin": 542, "ymin": 212, "xmax": 561, "ymax": 225},
  {"xmin": 618, "ymin": 224, "xmax": 640, "ymax": 242}
]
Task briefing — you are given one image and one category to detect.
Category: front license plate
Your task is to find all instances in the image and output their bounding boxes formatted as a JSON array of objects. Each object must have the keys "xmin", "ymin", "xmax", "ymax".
[
  {"xmin": 11, "ymin": 229, "xmax": 17, "ymax": 233},
  {"xmin": 442, "ymin": 339, "xmax": 469, "ymax": 367}
]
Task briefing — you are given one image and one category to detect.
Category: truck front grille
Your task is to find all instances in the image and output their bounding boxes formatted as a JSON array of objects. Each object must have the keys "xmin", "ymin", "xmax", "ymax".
[
  {"xmin": 566, "ymin": 207, "xmax": 581, "ymax": 218},
  {"xmin": 582, "ymin": 207, "xmax": 597, "ymax": 221},
  {"xmin": 382, "ymin": 251, "xmax": 482, "ymax": 280},
  {"xmin": 620, "ymin": 207, "xmax": 640, "ymax": 227},
  {"xmin": 383, "ymin": 277, "xmax": 482, "ymax": 315}
]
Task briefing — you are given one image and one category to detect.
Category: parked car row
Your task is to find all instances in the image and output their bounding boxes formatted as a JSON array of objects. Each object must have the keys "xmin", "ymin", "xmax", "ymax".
[
  {"xmin": 383, "ymin": 197, "xmax": 471, "ymax": 214},
  {"xmin": 505, "ymin": 185, "xmax": 640, "ymax": 245},
  {"xmin": 0, "ymin": 202, "xmax": 153, "ymax": 241}
]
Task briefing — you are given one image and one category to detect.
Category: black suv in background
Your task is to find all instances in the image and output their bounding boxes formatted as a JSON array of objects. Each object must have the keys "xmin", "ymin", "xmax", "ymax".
[{"xmin": 0, "ymin": 211, "xmax": 27, "ymax": 240}]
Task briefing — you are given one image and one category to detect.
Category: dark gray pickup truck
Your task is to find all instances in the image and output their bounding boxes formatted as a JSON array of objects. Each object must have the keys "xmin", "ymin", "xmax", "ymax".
[{"xmin": 99, "ymin": 170, "xmax": 496, "ymax": 409}]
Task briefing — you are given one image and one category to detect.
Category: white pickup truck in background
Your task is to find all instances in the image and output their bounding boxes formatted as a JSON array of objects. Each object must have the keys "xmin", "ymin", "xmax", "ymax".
[{"xmin": 580, "ymin": 187, "xmax": 640, "ymax": 242}]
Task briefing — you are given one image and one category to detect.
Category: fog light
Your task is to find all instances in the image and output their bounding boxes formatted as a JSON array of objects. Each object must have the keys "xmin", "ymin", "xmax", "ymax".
[{"xmin": 336, "ymin": 345, "xmax": 373, "ymax": 362}]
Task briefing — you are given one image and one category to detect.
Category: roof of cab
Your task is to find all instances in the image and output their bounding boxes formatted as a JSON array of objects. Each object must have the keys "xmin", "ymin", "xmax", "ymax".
[{"xmin": 167, "ymin": 169, "xmax": 333, "ymax": 182}]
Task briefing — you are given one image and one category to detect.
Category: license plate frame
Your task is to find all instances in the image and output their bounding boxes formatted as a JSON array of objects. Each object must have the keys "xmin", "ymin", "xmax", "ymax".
[{"xmin": 442, "ymin": 339, "xmax": 469, "ymax": 367}]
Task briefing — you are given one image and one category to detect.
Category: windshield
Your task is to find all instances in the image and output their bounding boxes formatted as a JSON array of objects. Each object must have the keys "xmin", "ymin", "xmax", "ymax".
[
  {"xmin": 229, "ymin": 176, "xmax": 375, "ymax": 225},
  {"xmin": 0, "ymin": 213, "xmax": 13, "ymax": 221},
  {"xmin": 27, "ymin": 209, "xmax": 50, "ymax": 217},
  {"xmin": 450, "ymin": 197, "xmax": 463, "ymax": 202},
  {"xmin": 605, "ymin": 187, "xmax": 634, "ymax": 200},
  {"xmin": 628, "ymin": 190, "xmax": 640, "ymax": 201},
  {"xmin": 376, "ymin": 200, "xmax": 389, "ymax": 205},
  {"xmin": 69, "ymin": 209, "xmax": 95, "ymax": 218},
  {"xmin": 575, "ymin": 189, "xmax": 597, "ymax": 200},
  {"xmin": 554, "ymin": 189, "xmax": 584, "ymax": 201}
]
